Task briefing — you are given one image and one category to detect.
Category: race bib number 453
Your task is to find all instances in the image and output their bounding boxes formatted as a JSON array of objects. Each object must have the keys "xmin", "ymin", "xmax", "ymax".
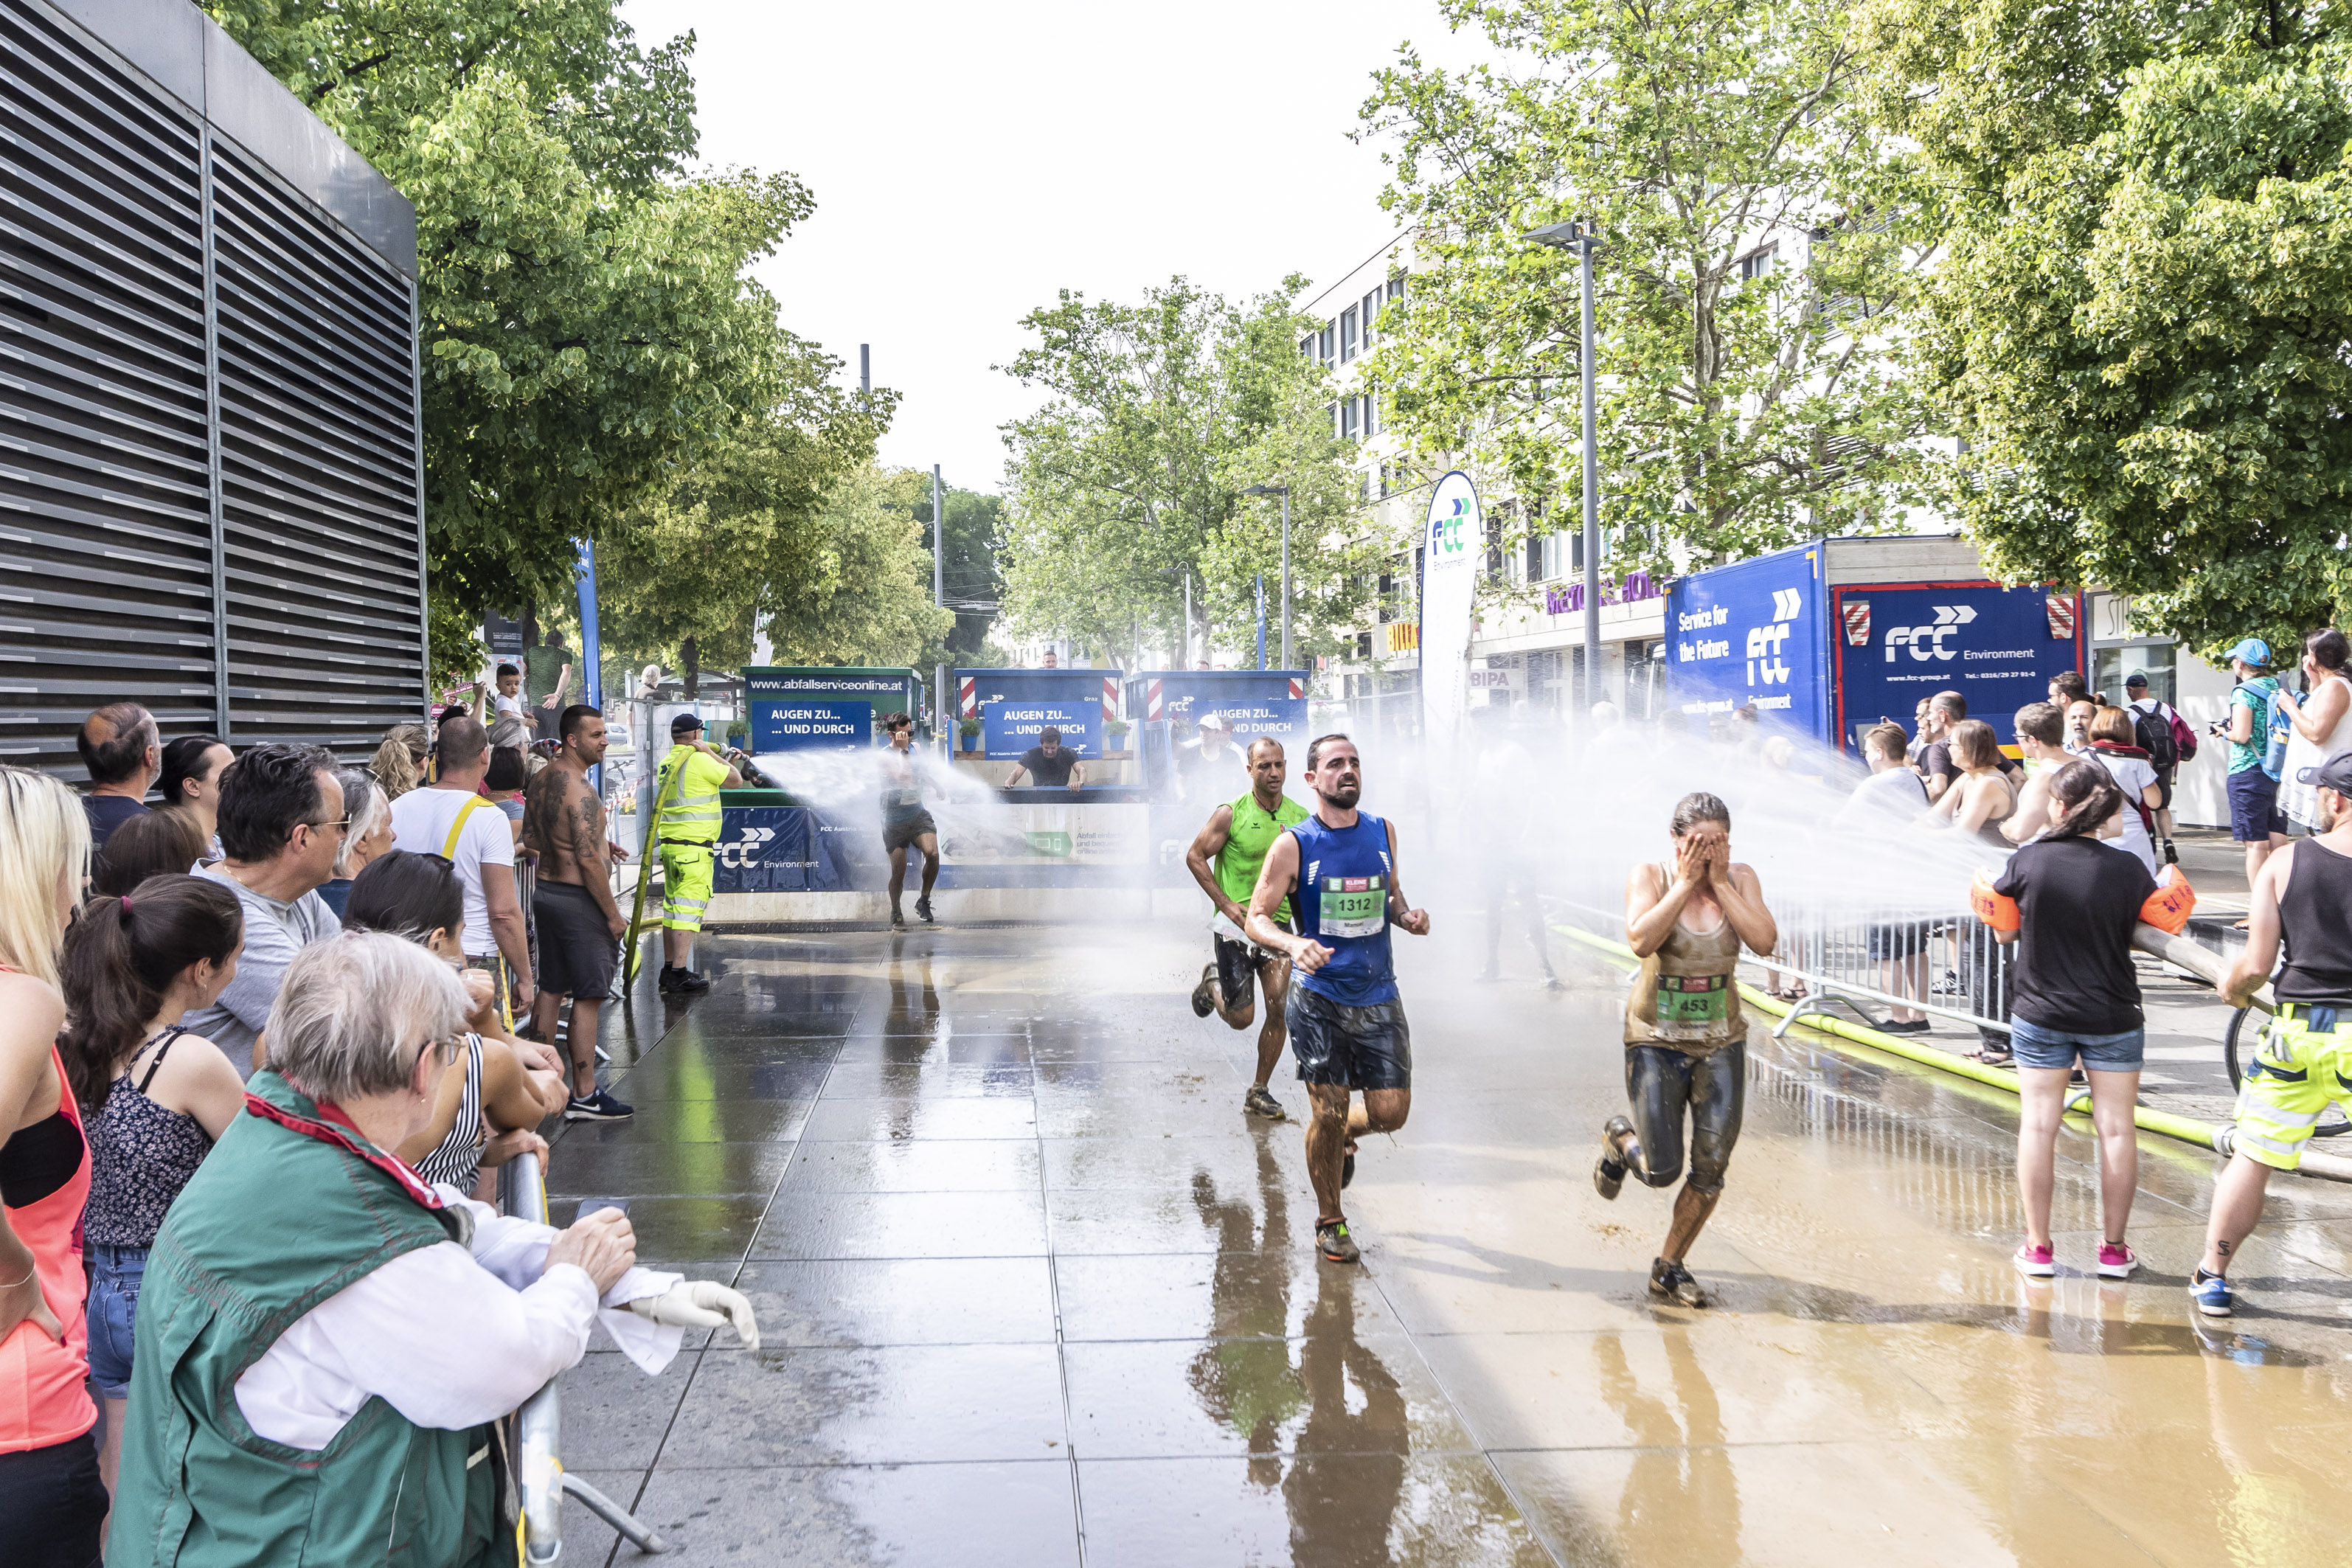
[
  {"xmin": 1655, "ymin": 973, "xmax": 1730, "ymax": 1027},
  {"xmin": 1320, "ymin": 875, "xmax": 1387, "ymax": 939}
]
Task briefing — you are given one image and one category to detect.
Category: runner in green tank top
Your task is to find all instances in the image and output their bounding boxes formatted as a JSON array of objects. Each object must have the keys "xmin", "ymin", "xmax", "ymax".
[{"xmin": 1184, "ymin": 738, "xmax": 1309, "ymax": 1120}]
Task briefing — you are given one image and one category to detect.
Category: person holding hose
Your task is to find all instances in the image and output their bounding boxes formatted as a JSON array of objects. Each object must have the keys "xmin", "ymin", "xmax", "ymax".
[
  {"xmin": 1985, "ymin": 760, "xmax": 2156, "ymax": 1280},
  {"xmin": 652, "ymin": 713, "xmax": 742, "ymax": 993},
  {"xmin": 2194, "ymin": 750, "xmax": 2352, "ymax": 1317},
  {"xmin": 1595, "ymin": 791, "xmax": 1777, "ymax": 1308}
]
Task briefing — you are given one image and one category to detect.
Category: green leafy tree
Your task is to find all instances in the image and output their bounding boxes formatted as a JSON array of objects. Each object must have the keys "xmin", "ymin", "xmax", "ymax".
[
  {"xmin": 909, "ymin": 486, "xmax": 1005, "ymax": 664},
  {"xmin": 1363, "ymin": 0, "xmax": 1935, "ymax": 590},
  {"xmin": 999, "ymin": 277, "xmax": 1372, "ymax": 669},
  {"xmin": 763, "ymin": 467, "xmax": 955, "ymax": 668},
  {"xmin": 206, "ymin": 0, "xmax": 817, "ymax": 618},
  {"xmin": 1862, "ymin": 0, "xmax": 2352, "ymax": 658}
]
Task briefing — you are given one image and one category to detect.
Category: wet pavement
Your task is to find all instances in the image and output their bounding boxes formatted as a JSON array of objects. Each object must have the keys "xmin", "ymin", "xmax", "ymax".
[{"xmin": 544, "ymin": 915, "xmax": 2352, "ymax": 1567}]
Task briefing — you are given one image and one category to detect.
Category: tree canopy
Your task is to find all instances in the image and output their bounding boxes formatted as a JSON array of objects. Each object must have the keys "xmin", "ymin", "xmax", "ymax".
[
  {"xmin": 999, "ymin": 277, "xmax": 1372, "ymax": 670},
  {"xmin": 1363, "ymin": 0, "xmax": 1935, "ymax": 587},
  {"xmin": 1862, "ymin": 0, "xmax": 2352, "ymax": 659},
  {"xmin": 207, "ymin": 0, "xmax": 836, "ymax": 619}
]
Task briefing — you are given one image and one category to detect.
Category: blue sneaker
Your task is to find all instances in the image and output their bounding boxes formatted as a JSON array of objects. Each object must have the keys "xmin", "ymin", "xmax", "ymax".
[{"xmin": 2190, "ymin": 1269, "xmax": 2233, "ymax": 1318}]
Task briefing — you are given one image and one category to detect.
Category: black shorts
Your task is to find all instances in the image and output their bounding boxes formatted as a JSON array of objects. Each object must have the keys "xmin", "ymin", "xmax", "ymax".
[
  {"xmin": 1865, "ymin": 920, "xmax": 1929, "ymax": 961},
  {"xmin": 1289, "ymin": 983, "xmax": 1411, "ymax": 1091},
  {"xmin": 2153, "ymin": 766, "xmax": 2174, "ymax": 811},
  {"xmin": 1212, "ymin": 923, "xmax": 1290, "ymax": 1008},
  {"xmin": 533, "ymin": 880, "xmax": 618, "ymax": 999},
  {"xmin": 882, "ymin": 811, "xmax": 937, "ymax": 853}
]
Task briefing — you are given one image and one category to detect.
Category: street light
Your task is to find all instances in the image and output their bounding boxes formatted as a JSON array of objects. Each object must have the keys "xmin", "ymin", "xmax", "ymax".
[
  {"xmin": 1244, "ymin": 483, "xmax": 1291, "ymax": 669},
  {"xmin": 1527, "ymin": 220, "xmax": 1602, "ymax": 715}
]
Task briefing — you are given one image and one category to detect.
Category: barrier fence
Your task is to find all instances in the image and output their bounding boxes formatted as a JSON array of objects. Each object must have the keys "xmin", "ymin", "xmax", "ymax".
[{"xmin": 498, "ymin": 1152, "xmax": 672, "ymax": 1560}]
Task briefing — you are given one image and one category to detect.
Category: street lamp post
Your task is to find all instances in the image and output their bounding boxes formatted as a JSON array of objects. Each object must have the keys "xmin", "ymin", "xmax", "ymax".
[
  {"xmin": 1244, "ymin": 483, "xmax": 1291, "ymax": 668},
  {"xmin": 1527, "ymin": 221, "xmax": 1602, "ymax": 715}
]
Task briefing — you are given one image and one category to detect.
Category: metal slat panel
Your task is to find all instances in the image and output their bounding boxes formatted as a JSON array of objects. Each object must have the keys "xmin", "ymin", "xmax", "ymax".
[
  {"xmin": 1, "ymin": 0, "xmax": 208, "ymax": 775},
  {"xmin": 2, "ymin": 0, "xmax": 423, "ymax": 775},
  {"xmin": 211, "ymin": 136, "xmax": 421, "ymax": 757}
]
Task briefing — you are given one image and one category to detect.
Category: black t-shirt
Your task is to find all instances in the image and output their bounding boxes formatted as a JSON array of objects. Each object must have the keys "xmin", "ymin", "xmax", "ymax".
[
  {"xmin": 85, "ymin": 794, "xmax": 148, "ymax": 852},
  {"xmin": 1992, "ymin": 837, "xmax": 2158, "ymax": 1033},
  {"xmin": 1918, "ymin": 742, "xmax": 1958, "ymax": 791},
  {"xmin": 1018, "ymin": 746, "xmax": 1077, "ymax": 786}
]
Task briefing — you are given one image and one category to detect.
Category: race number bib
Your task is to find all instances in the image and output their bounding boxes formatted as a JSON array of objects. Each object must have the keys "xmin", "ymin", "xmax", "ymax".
[
  {"xmin": 1319, "ymin": 875, "xmax": 1387, "ymax": 939},
  {"xmin": 883, "ymin": 787, "xmax": 921, "ymax": 809},
  {"xmin": 1654, "ymin": 973, "xmax": 1730, "ymax": 1033}
]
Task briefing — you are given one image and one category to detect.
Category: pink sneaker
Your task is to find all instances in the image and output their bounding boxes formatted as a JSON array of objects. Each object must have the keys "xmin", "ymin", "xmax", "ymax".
[
  {"xmin": 2097, "ymin": 1242, "xmax": 2137, "ymax": 1279},
  {"xmin": 2013, "ymin": 1243, "xmax": 2056, "ymax": 1277}
]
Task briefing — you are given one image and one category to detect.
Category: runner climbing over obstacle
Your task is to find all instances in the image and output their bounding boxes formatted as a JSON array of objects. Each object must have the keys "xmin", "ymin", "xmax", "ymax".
[{"xmin": 1595, "ymin": 791, "xmax": 1777, "ymax": 1307}]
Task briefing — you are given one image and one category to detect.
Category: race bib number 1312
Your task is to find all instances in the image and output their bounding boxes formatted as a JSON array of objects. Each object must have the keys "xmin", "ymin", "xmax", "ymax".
[{"xmin": 1320, "ymin": 875, "xmax": 1387, "ymax": 939}]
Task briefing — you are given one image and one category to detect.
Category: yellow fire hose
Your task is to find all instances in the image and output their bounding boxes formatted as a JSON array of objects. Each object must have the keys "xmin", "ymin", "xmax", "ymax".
[{"xmin": 1548, "ymin": 923, "xmax": 2320, "ymax": 1170}]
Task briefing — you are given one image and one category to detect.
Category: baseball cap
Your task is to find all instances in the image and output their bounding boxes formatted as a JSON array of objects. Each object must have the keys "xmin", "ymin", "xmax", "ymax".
[
  {"xmin": 2225, "ymin": 637, "xmax": 2272, "ymax": 667},
  {"xmin": 1196, "ymin": 712, "xmax": 1228, "ymax": 732},
  {"xmin": 670, "ymin": 712, "xmax": 705, "ymax": 738},
  {"xmin": 2124, "ymin": 672, "xmax": 2148, "ymax": 689},
  {"xmin": 2295, "ymin": 750, "xmax": 2352, "ymax": 794}
]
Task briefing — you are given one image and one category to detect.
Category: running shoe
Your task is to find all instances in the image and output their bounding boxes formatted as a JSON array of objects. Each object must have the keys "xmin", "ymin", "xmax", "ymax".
[
  {"xmin": 1316, "ymin": 1219, "xmax": 1361, "ymax": 1264},
  {"xmin": 889, "ymin": 908, "xmax": 906, "ymax": 929},
  {"xmin": 667, "ymin": 966, "xmax": 711, "ymax": 993},
  {"xmin": 1930, "ymin": 968, "xmax": 1962, "ymax": 996},
  {"xmin": 2013, "ymin": 1242, "xmax": 2056, "ymax": 1277},
  {"xmin": 2161, "ymin": 839, "xmax": 2179, "ymax": 866},
  {"xmin": 565, "ymin": 1089, "xmax": 634, "ymax": 1122},
  {"xmin": 2191, "ymin": 1269, "xmax": 2234, "ymax": 1318},
  {"xmin": 1648, "ymin": 1257, "xmax": 1707, "ymax": 1308},
  {"xmin": 2097, "ymin": 1242, "xmax": 2138, "ymax": 1279},
  {"xmin": 1243, "ymin": 1084, "xmax": 1286, "ymax": 1120},
  {"xmin": 1191, "ymin": 964, "xmax": 1217, "ymax": 1019},
  {"xmin": 914, "ymin": 896, "xmax": 935, "ymax": 924},
  {"xmin": 1593, "ymin": 1115, "xmax": 1633, "ymax": 1201}
]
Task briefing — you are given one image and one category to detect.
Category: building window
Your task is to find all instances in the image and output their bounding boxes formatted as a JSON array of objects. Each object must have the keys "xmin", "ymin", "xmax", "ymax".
[
  {"xmin": 1361, "ymin": 394, "xmax": 1376, "ymax": 440},
  {"xmin": 1362, "ymin": 288, "xmax": 1382, "ymax": 347},
  {"xmin": 1340, "ymin": 308, "xmax": 1358, "ymax": 363},
  {"xmin": 1299, "ymin": 333, "xmax": 1315, "ymax": 361},
  {"xmin": 1341, "ymin": 398, "xmax": 1359, "ymax": 440},
  {"xmin": 1356, "ymin": 631, "xmax": 1373, "ymax": 661},
  {"xmin": 1739, "ymin": 245, "xmax": 1776, "ymax": 282},
  {"xmin": 1387, "ymin": 274, "xmax": 1406, "ymax": 305},
  {"xmin": 1319, "ymin": 325, "xmax": 1334, "ymax": 362},
  {"xmin": 1328, "ymin": 403, "xmax": 1339, "ymax": 437}
]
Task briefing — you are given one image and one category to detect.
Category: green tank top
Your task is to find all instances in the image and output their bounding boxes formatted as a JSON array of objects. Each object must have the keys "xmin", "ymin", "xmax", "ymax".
[{"xmin": 1218, "ymin": 791, "xmax": 1308, "ymax": 923}]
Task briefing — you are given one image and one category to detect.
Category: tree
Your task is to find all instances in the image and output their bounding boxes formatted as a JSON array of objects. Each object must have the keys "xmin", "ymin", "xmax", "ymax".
[
  {"xmin": 1362, "ymin": 0, "xmax": 1935, "ymax": 591},
  {"xmin": 909, "ymin": 485, "xmax": 1005, "ymax": 662},
  {"xmin": 1862, "ymin": 0, "xmax": 2352, "ymax": 658},
  {"xmin": 999, "ymin": 277, "xmax": 1373, "ymax": 669},
  {"xmin": 763, "ymin": 468, "xmax": 955, "ymax": 669},
  {"xmin": 207, "ymin": 0, "xmax": 821, "ymax": 617}
]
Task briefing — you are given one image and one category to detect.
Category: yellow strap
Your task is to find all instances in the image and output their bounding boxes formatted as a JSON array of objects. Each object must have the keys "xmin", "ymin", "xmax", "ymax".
[{"xmin": 441, "ymin": 792, "xmax": 493, "ymax": 861}]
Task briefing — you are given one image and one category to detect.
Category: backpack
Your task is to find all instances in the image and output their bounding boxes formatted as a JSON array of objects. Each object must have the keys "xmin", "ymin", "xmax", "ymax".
[
  {"xmin": 2131, "ymin": 705, "xmax": 2177, "ymax": 771},
  {"xmin": 2169, "ymin": 708, "xmax": 2199, "ymax": 763}
]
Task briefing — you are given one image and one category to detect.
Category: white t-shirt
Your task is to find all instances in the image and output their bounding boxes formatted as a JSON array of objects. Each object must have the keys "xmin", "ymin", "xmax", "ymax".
[
  {"xmin": 389, "ymin": 786, "xmax": 516, "ymax": 957},
  {"xmin": 491, "ymin": 691, "xmax": 524, "ymax": 719},
  {"xmin": 2094, "ymin": 752, "xmax": 2160, "ymax": 874},
  {"xmin": 1838, "ymin": 765, "xmax": 1929, "ymax": 828}
]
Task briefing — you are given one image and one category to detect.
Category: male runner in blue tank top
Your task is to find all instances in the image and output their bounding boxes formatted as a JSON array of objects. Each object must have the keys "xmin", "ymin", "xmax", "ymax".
[{"xmin": 1246, "ymin": 733, "xmax": 1431, "ymax": 1263}]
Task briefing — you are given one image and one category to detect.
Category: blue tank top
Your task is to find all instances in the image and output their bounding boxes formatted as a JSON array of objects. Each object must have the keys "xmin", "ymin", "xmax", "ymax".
[{"xmin": 1288, "ymin": 810, "xmax": 1398, "ymax": 1007}]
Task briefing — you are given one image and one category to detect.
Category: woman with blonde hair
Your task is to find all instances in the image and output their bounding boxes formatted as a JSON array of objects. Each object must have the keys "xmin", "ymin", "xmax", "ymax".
[
  {"xmin": 0, "ymin": 766, "xmax": 108, "ymax": 1562},
  {"xmin": 370, "ymin": 722, "xmax": 429, "ymax": 801}
]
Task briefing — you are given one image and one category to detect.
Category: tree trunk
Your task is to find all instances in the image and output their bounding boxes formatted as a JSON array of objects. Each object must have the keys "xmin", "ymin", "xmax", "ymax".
[{"xmin": 682, "ymin": 634, "xmax": 701, "ymax": 700}]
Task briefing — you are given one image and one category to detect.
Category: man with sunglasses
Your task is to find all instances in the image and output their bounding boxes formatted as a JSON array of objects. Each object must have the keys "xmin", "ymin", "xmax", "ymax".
[{"xmin": 181, "ymin": 743, "xmax": 347, "ymax": 1078}]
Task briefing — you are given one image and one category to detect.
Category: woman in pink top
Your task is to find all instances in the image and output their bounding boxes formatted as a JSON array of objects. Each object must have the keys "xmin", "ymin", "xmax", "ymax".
[{"xmin": 0, "ymin": 765, "xmax": 106, "ymax": 1564}]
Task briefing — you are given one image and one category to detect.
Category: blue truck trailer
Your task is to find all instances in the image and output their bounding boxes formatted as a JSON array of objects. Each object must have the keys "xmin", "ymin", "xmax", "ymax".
[{"xmin": 1664, "ymin": 537, "xmax": 2084, "ymax": 754}]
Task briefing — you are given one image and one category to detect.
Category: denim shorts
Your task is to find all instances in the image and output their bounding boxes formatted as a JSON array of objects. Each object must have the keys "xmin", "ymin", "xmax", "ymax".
[
  {"xmin": 2008, "ymin": 1017, "xmax": 2145, "ymax": 1072},
  {"xmin": 2227, "ymin": 769, "xmax": 2286, "ymax": 842},
  {"xmin": 83, "ymin": 1241, "xmax": 147, "ymax": 1401}
]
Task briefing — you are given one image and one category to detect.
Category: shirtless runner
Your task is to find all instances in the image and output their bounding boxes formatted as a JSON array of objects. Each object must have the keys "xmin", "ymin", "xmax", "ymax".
[{"xmin": 523, "ymin": 703, "xmax": 633, "ymax": 1120}]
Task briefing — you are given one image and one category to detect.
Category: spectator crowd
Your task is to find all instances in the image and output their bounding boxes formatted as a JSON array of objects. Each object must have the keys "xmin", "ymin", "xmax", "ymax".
[{"xmin": 2, "ymin": 695, "xmax": 754, "ymax": 1566}]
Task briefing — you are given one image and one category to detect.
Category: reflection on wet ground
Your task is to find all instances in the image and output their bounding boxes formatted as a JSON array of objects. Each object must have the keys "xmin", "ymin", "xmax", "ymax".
[{"xmin": 547, "ymin": 919, "xmax": 2352, "ymax": 1566}]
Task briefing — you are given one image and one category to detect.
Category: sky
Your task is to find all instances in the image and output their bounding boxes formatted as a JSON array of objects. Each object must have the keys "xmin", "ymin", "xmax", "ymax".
[{"xmin": 620, "ymin": 0, "xmax": 1496, "ymax": 494}]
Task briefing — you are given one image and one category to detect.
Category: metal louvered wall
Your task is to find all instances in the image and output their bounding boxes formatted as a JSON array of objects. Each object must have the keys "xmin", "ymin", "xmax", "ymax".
[{"xmin": 0, "ymin": 0, "xmax": 424, "ymax": 776}]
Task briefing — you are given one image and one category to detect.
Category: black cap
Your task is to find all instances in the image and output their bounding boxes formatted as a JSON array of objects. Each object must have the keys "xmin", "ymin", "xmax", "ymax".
[
  {"xmin": 2125, "ymin": 672, "xmax": 2148, "ymax": 688},
  {"xmin": 670, "ymin": 712, "xmax": 705, "ymax": 738},
  {"xmin": 2296, "ymin": 749, "xmax": 2352, "ymax": 793}
]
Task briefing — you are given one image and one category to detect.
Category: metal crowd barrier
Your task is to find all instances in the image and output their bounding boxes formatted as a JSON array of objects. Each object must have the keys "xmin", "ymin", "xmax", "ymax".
[
  {"xmin": 1548, "ymin": 893, "xmax": 2018, "ymax": 1040},
  {"xmin": 499, "ymin": 1151, "xmax": 671, "ymax": 1560}
]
